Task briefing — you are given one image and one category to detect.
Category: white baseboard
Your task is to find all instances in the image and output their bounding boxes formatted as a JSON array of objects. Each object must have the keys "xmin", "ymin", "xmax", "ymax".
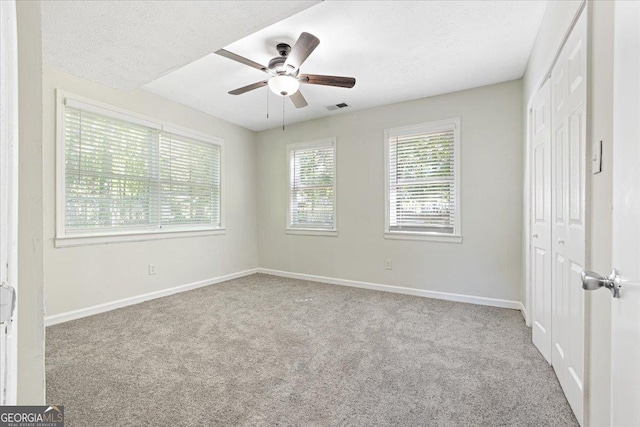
[
  {"xmin": 46, "ymin": 267, "xmax": 524, "ymax": 326},
  {"xmin": 518, "ymin": 301, "xmax": 528, "ymax": 324},
  {"xmin": 257, "ymin": 268, "xmax": 522, "ymax": 311},
  {"xmin": 45, "ymin": 268, "xmax": 258, "ymax": 326}
]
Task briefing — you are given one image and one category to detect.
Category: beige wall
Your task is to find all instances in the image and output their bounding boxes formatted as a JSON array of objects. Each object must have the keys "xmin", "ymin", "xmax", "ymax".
[
  {"xmin": 256, "ymin": 80, "xmax": 524, "ymax": 302},
  {"xmin": 42, "ymin": 68, "xmax": 258, "ymax": 317},
  {"xmin": 16, "ymin": 0, "xmax": 46, "ymax": 404}
]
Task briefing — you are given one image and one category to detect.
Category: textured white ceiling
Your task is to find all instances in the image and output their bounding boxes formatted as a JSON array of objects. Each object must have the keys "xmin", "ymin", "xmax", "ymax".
[
  {"xmin": 42, "ymin": 1, "xmax": 546, "ymax": 131},
  {"xmin": 143, "ymin": 1, "xmax": 546, "ymax": 131},
  {"xmin": 42, "ymin": 1, "xmax": 319, "ymax": 91}
]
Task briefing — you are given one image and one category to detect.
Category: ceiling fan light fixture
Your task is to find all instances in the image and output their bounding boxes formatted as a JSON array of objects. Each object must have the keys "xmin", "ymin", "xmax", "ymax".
[{"xmin": 268, "ymin": 75, "xmax": 299, "ymax": 97}]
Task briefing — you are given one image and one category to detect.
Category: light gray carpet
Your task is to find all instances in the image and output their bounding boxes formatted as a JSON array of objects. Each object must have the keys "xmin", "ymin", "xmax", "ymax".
[{"xmin": 47, "ymin": 274, "xmax": 577, "ymax": 426}]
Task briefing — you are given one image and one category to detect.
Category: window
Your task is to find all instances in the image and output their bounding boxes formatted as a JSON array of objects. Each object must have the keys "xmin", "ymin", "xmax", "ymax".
[
  {"xmin": 56, "ymin": 92, "xmax": 224, "ymax": 246},
  {"xmin": 384, "ymin": 118, "xmax": 461, "ymax": 242},
  {"xmin": 287, "ymin": 138, "xmax": 337, "ymax": 236}
]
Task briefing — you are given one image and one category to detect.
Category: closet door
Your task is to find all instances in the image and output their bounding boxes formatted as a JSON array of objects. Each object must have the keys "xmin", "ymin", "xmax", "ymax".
[
  {"xmin": 530, "ymin": 79, "xmax": 552, "ymax": 363},
  {"xmin": 550, "ymin": 10, "xmax": 587, "ymax": 425}
]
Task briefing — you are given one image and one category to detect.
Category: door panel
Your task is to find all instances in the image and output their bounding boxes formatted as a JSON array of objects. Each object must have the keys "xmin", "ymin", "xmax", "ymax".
[
  {"xmin": 568, "ymin": 41, "xmax": 584, "ymax": 93},
  {"xmin": 534, "ymin": 146, "xmax": 545, "ymax": 221},
  {"xmin": 553, "ymin": 253, "xmax": 566, "ymax": 361},
  {"xmin": 550, "ymin": 10, "xmax": 587, "ymax": 425},
  {"xmin": 611, "ymin": 2, "xmax": 640, "ymax": 425},
  {"xmin": 554, "ymin": 69, "xmax": 566, "ymax": 113},
  {"xmin": 530, "ymin": 79, "xmax": 552, "ymax": 362},
  {"xmin": 569, "ymin": 110, "xmax": 583, "ymax": 224},
  {"xmin": 554, "ymin": 129, "xmax": 565, "ymax": 223},
  {"xmin": 533, "ymin": 248, "xmax": 549, "ymax": 346}
]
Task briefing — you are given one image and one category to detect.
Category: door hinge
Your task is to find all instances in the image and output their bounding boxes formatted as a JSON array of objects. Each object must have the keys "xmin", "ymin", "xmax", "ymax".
[{"xmin": 0, "ymin": 282, "xmax": 16, "ymax": 324}]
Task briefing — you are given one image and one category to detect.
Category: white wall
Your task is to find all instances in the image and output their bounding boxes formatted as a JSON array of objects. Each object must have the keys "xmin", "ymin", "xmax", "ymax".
[
  {"xmin": 256, "ymin": 80, "xmax": 523, "ymax": 302},
  {"xmin": 42, "ymin": 68, "xmax": 258, "ymax": 317},
  {"xmin": 16, "ymin": 0, "xmax": 45, "ymax": 404}
]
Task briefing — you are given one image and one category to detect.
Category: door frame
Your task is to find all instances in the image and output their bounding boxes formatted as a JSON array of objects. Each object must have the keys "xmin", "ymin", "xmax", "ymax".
[
  {"xmin": 524, "ymin": 2, "xmax": 589, "ymax": 424},
  {"xmin": 528, "ymin": 79, "xmax": 553, "ymax": 363},
  {"xmin": 524, "ymin": 96, "xmax": 534, "ymax": 327},
  {"xmin": 0, "ymin": 0, "xmax": 20, "ymax": 405},
  {"xmin": 525, "ymin": 2, "xmax": 588, "ymax": 330}
]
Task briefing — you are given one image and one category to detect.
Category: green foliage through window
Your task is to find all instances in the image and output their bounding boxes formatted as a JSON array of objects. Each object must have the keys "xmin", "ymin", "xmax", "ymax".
[
  {"xmin": 288, "ymin": 141, "xmax": 335, "ymax": 230},
  {"xmin": 64, "ymin": 106, "xmax": 221, "ymax": 233},
  {"xmin": 388, "ymin": 127, "xmax": 456, "ymax": 234}
]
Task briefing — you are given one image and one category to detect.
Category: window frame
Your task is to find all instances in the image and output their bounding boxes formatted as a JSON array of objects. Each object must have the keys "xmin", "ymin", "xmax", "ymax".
[
  {"xmin": 286, "ymin": 137, "xmax": 338, "ymax": 237},
  {"xmin": 55, "ymin": 90, "xmax": 225, "ymax": 248},
  {"xmin": 384, "ymin": 118, "xmax": 462, "ymax": 243}
]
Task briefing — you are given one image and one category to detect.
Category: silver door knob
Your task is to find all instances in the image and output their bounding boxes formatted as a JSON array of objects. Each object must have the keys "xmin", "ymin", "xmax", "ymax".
[{"xmin": 581, "ymin": 269, "xmax": 621, "ymax": 298}]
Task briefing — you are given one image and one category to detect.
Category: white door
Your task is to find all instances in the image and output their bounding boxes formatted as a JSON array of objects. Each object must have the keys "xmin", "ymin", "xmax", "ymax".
[
  {"xmin": 610, "ymin": 2, "xmax": 640, "ymax": 425},
  {"xmin": 550, "ymin": 10, "xmax": 587, "ymax": 425},
  {"xmin": 0, "ymin": 0, "xmax": 19, "ymax": 406},
  {"xmin": 531, "ymin": 79, "xmax": 553, "ymax": 363}
]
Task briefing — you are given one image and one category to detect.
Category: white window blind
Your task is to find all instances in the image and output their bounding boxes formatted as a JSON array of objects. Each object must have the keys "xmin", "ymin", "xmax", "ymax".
[
  {"xmin": 62, "ymin": 101, "xmax": 222, "ymax": 238},
  {"xmin": 159, "ymin": 132, "xmax": 221, "ymax": 227},
  {"xmin": 386, "ymin": 119, "xmax": 460, "ymax": 238},
  {"xmin": 64, "ymin": 106, "xmax": 160, "ymax": 231},
  {"xmin": 288, "ymin": 139, "xmax": 336, "ymax": 231}
]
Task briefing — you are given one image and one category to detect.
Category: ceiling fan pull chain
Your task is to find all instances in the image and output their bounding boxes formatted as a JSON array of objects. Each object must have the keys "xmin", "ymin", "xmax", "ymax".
[
  {"xmin": 266, "ymin": 89, "xmax": 269, "ymax": 119},
  {"xmin": 282, "ymin": 96, "xmax": 285, "ymax": 131}
]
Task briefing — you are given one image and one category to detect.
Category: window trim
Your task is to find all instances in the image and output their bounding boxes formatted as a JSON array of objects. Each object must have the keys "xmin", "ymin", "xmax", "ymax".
[
  {"xmin": 55, "ymin": 90, "xmax": 226, "ymax": 247},
  {"xmin": 383, "ymin": 118, "xmax": 462, "ymax": 243},
  {"xmin": 286, "ymin": 137, "xmax": 337, "ymax": 237}
]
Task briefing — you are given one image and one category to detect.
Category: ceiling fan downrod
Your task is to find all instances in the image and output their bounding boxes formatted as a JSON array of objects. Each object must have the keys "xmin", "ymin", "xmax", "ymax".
[{"xmin": 276, "ymin": 43, "xmax": 291, "ymax": 57}]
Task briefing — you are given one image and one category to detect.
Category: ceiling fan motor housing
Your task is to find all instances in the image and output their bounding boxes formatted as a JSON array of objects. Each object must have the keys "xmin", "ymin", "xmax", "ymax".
[
  {"xmin": 277, "ymin": 43, "xmax": 291, "ymax": 57},
  {"xmin": 268, "ymin": 56, "xmax": 298, "ymax": 76}
]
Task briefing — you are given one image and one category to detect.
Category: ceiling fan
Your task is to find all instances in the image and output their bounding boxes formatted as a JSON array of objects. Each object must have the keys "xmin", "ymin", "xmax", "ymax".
[{"xmin": 215, "ymin": 32, "xmax": 356, "ymax": 109}]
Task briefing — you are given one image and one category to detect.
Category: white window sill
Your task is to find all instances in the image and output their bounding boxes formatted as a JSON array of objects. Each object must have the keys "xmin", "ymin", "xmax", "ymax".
[
  {"xmin": 286, "ymin": 229, "xmax": 338, "ymax": 237},
  {"xmin": 55, "ymin": 228, "xmax": 226, "ymax": 248},
  {"xmin": 384, "ymin": 232, "xmax": 462, "ymax": 243}
]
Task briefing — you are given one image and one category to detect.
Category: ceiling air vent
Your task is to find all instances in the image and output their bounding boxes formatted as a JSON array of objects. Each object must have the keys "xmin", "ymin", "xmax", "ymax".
[{"xmin": 326, "ymin": 103, "xmax": 350, "ymax": 111}]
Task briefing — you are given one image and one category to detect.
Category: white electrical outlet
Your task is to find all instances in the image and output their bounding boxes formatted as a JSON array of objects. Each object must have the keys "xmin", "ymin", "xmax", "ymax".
[
  {"xmin": 148, "ymin": 264, "xmax": 156, "ymax": 275},
  {"xmin": 385, "ymin": 259, "xmax": 392, "ymax": 270}
]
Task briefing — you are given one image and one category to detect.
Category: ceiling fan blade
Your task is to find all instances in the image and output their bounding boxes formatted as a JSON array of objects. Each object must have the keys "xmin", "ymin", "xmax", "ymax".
[
  {"xmin": 228, "ymin": 80, "xmax": 268, "ymax": 95},
  {"xmin": 299, "ymin": 74, "xmax": 356, "ymax": 88},
  {"xmin": 285, "ymin": 32, "xmax": 320, "ymax": 70},
  {"xmin": 216, "ymin": 49, "xmax": 269, "ymax": 73},
  {"xmin": 290, "ymin": 90, "xmax": 308, "ymax": 109}
]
